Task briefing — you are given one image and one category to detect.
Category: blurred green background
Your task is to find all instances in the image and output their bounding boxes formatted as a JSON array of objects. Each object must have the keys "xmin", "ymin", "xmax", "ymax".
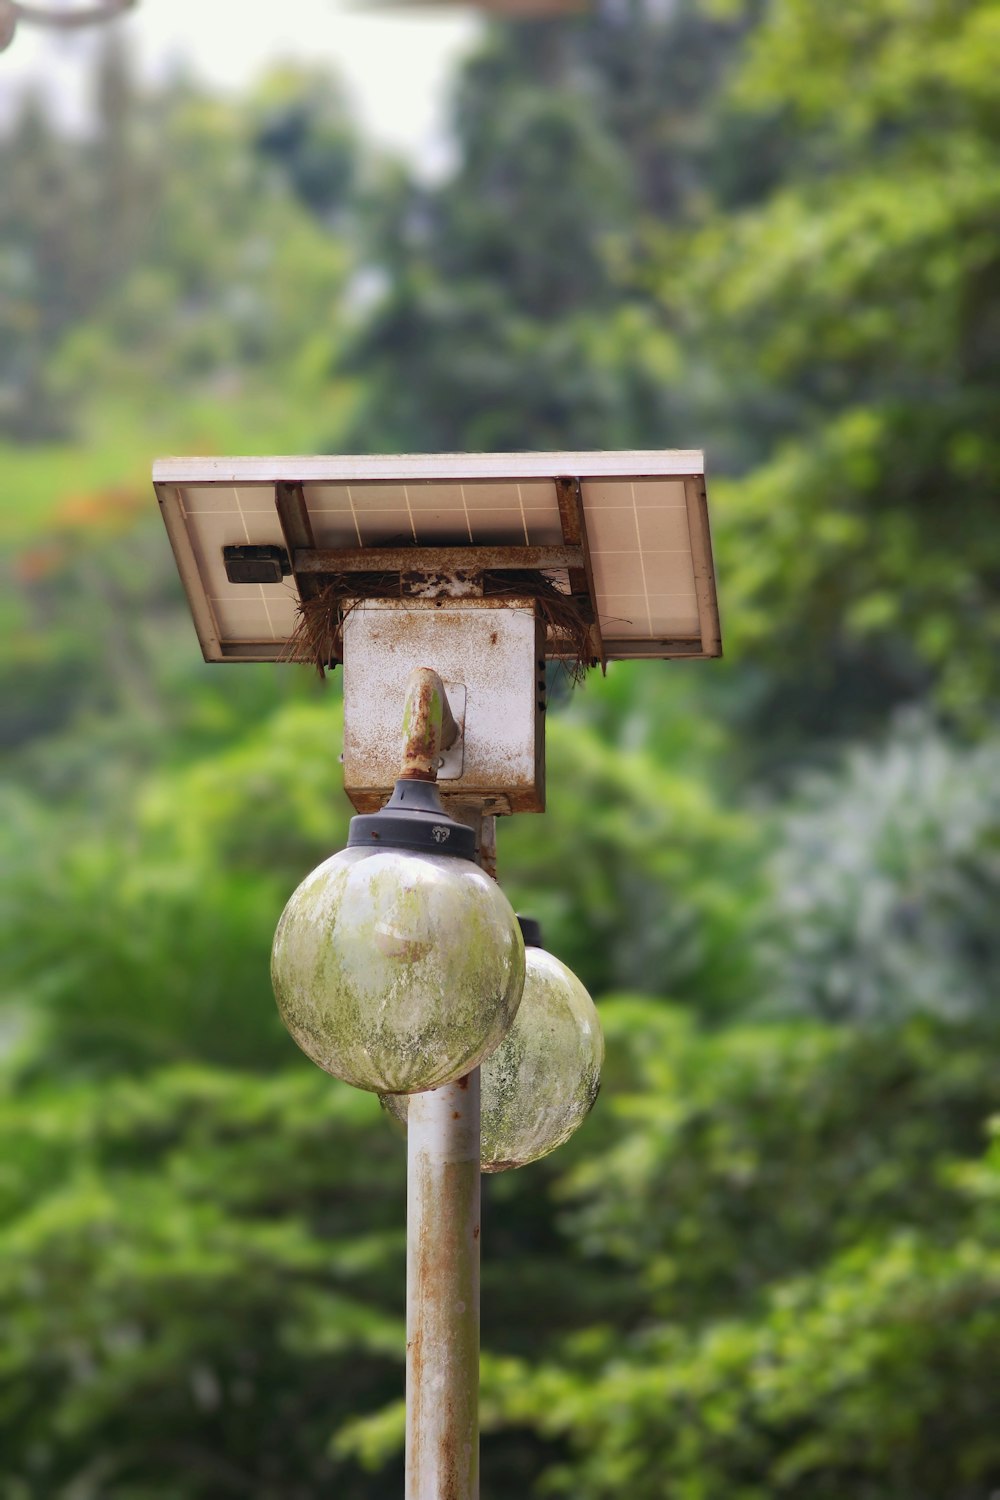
[{"xmin": 3, "ymin": 1, "xmax": 1000, "ymax": 1495}]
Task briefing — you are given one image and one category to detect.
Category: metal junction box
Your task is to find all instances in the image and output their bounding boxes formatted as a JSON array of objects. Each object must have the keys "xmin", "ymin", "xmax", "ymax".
[{"xmin": 342, "ymin": 600, "xmax": 545, "ymax": 815}]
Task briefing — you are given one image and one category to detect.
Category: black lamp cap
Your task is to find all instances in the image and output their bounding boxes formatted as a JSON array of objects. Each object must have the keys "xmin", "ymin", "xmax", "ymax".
[
  {"xmin": 517, "ymin": 914, "xmax": 544, "ymax": 948},
  {"xmin": 347, "ymin": 778, "xmax": 477, "ymax": 860}
]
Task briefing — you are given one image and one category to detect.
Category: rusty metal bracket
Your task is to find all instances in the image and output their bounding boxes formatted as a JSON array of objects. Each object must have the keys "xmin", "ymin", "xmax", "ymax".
[
  {"xmin": 275, "ymin": 480, "xmax": 326, "ymax": 590},
  {"xmin": 275, "ymin": 482, "xmax": 334, "ymax": 676},
  {"xmin": 437, "ymin": 683, "xmax": 467, "ymax": 780},
  {"xmin": 399, "ymin": 667, "xmax": 461, "ymax": 781},
  {"xmin": 294, "ymin": 544, "xmax": 584, "ymax": 575},
  {"xmin": 555, "ymin": 477, "xmax": 605, "ymax": 669}
]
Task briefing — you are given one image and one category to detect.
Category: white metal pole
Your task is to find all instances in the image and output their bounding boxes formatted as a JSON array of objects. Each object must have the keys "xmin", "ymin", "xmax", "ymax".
[{"xmin": 405, "ymin": 1068, "xmax": 481, "ymax": 1500}]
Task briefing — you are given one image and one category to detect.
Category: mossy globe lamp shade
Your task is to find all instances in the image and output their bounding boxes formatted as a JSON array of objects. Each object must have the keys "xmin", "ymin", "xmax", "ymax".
[
  {"xmin": 382, "ymin": 918, "xmax": 603, "ymax": 1168},
  {"xmin": 271, "ymin": 769, "xmax": 525, "ymax": 1096}
]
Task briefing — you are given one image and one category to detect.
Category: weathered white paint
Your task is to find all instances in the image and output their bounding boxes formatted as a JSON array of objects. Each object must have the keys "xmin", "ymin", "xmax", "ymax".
[
  {"xmin": 342, "ymin": 602, "xmax": 545, "ymax": 813},
  {"xmin": 437, "ymin": 683, "xmax": 467, "ymax": 781},
  {"xmin": 153, "ymin": 450, "xmax": 705, "ymax": 484}
]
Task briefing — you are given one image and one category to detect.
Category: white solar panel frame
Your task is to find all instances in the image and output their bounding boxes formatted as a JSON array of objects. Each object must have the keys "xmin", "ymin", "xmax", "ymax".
[{"xmin": 153, "ymin": 451, "xmax": 721, "ymax": 664}]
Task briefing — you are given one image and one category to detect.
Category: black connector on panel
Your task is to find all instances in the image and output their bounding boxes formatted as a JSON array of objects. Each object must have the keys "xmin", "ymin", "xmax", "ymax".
[{"xmin": 223, "ymin": 545, "xmax": 291, "ymax": 585}]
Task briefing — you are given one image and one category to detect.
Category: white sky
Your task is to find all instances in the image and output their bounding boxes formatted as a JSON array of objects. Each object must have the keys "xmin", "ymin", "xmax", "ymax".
[{"xmin": 0, "ymin": 0, "xmax": 480, "ymax": 170}]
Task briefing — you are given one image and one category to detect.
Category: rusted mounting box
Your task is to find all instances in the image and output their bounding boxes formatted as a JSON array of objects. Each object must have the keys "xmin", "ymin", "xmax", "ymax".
[{"xmin": 342, "ymin": 600, "xmax": 546, "ymax": 815}]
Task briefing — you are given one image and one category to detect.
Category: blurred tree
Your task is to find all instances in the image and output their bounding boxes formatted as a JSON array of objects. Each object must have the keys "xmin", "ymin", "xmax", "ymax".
[
  {"xmin": 2, "ymin": 3, "xmax": 999, "ymax": 1495},
  {"xmin": 558, "ymin": 1000, "xmax": 1000, "ymax": 1314},
  {"xmin": 57, "ymin": 75, "xmax": 358, "ymax": 412},
  {"xmin": 0, "ymin": 1067, "xmax": 407, "ymax": 1498},
  {"xmin": 765, "ymin": 717, "xmax": 1000, "ymax": 1023},
  {"xmin": 3, "ymin": 1001, "xmax": 998, "ymax": 1498},
  {"xmin": 342, "ymin": 0, "xmax": 1000, "ymax": 745},
  {"xmin": 251, "ymin": 65, "xmax": 359, "ymax": 223},
  {"xmin": 340, "ymin": 2, "xmax": 759, "ymax": 452},
  {"xmin": 0, "ymin": 93, "xmax": 98, "ymax": 440},
  {"xmin": 664, "ymin": 0, "xmax": 1000, "ymax": 730},
  {"xmin": 0, "ymin": 48, "xmax": 363, "ymax": 444},
  {"xmin": 1, "ymin": 698, "xmax": 761, "ymax": 1087},
  {"xmin": 336, "ymin": 1001, "xmax": 1000, "ymax": 1498},
  {"xmin": 478, "ymin": 1228, "xmax": 1000, "ymax": 1500}
]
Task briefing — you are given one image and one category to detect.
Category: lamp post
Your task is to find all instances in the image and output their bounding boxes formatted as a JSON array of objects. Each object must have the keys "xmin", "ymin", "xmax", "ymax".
[
  {"xmin": 405, "ymin": 1060, "xmax": 483, "ymax": 1500},
  {"xmin": 273, "ymin": 665, "xmax": 513, "ymax": 1498},
  {"xmin": 154, "ymin": 448, "xmax": 722, "ymax": 1499}
]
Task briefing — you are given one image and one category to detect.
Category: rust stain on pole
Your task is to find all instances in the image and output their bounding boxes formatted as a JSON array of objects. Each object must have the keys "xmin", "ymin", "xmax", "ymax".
[
  {"xmin": 406, "ymin": 1073, "xmax": 481, "ymax": 1500},
  {"xmin": 403, "ymin": 801, "xmax": 491, "ymax": 1500},
  {"xmin": 477, "ymin": 818, "xmax": 497, "ymax": 882}
]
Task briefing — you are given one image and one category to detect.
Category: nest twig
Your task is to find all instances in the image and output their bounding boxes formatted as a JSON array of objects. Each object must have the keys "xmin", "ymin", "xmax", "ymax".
[{"xmin": 283, "ymin": 569, "xmax": 595, "ymax": 683}]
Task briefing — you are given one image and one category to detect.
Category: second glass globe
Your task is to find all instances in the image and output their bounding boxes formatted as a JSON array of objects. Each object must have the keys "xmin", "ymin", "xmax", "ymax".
[{"xmin": 382, "ymin": 922, "xmax": 603, "ymax": 1170}]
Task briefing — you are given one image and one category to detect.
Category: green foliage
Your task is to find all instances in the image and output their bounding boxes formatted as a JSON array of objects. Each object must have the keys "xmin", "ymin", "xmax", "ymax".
[
  {"xmin": 559, "ymin": 1001, "xmax": 998, "ymax": 1315},
  {"xmin": 766, "ymin": 719, "xmax": 1000, "ymax": 1022},
  {"xmin": 660, "ymin": 0, "xmax": 1000, "ymax": 727},
  {"xmin": 0, "ymin": 53, "xmax": 363, "ymax": 447},
  {"xmin": 2, "ymin": 692, "xmax": 761, "ymax": 1085},
  {"xmin": 480, "ymin": 1231, "xmax": 1000, "ymax": 1500},
  {"xmin": 57, "ymin": 79, "xmax": 356, "ymax": 413},
  {"xmin": 0, "ymin": 1066, "xmax": 405, "ymax": 1498},
  {"xmin": 336, "ymin": 1002, "xmax": 1000, "ymax": 1498},
  {"xmin": 5, "ymin": 1003, "xmax": 997, "ymax": 1498},
  {"xmin": 340, "ymin": 14, "xmax": 726, "ymax": 452},
  {"xmin": 2, "ymin": 1, "xmax": 1000, "ymax": 1494},
  {"xmin": 503, "ymin": 716, "xmax": 762, "ymax": 1011},
  {"xmin": 251, "ymin": 65, "xmax": 359, "ymax": 221},
  {"xmin": 2, "ymin": 701, "xmax": 352, "ymax": 1075}
]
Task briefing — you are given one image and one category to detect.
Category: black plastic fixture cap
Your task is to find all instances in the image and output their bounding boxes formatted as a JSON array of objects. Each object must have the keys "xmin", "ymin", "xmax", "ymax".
[
  {"xmin": 517, "ymin": 914, "xmax": 543, "ymax": 949},
  {"xmin": 347, "ymin": 778, "xmax": 477, "ymax": 860}
]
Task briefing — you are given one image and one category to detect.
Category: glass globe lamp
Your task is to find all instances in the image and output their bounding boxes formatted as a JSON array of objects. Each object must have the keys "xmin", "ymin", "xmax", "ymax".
[
  {"xmin": 272, "ymin": 779, "xmax": 525, "ymax": 1094},
  {"xmin": 382, "ymin": 917, "xmax": 603, "ymax": 1169}
]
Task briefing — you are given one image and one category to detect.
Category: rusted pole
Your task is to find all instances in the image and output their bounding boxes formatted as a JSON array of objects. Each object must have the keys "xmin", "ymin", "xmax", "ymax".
[
  {"xmin": 401, "ymin": 680, "xmax": 483, "ymax": 1500},
  {"xmin": 405, "ymin": 1072, "xmax": 481, "ymax": 1500}
]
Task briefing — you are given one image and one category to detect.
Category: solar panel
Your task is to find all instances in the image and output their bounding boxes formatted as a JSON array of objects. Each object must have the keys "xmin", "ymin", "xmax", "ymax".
[{"xmin": 153, "ymin": 451, "xmax": 721, "ymax": 664}]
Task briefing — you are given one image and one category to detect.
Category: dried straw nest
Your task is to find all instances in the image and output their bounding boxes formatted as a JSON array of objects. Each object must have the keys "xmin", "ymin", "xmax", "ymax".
[{"xmin": 283, "ymin": 569, "xmax": 598, "ymax": 682}]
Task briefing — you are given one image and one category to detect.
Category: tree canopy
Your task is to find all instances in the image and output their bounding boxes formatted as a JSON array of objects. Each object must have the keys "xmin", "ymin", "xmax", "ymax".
[{"xmin": 2, "ymin": 1, "xmax": 999, "ymax": 1494}]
